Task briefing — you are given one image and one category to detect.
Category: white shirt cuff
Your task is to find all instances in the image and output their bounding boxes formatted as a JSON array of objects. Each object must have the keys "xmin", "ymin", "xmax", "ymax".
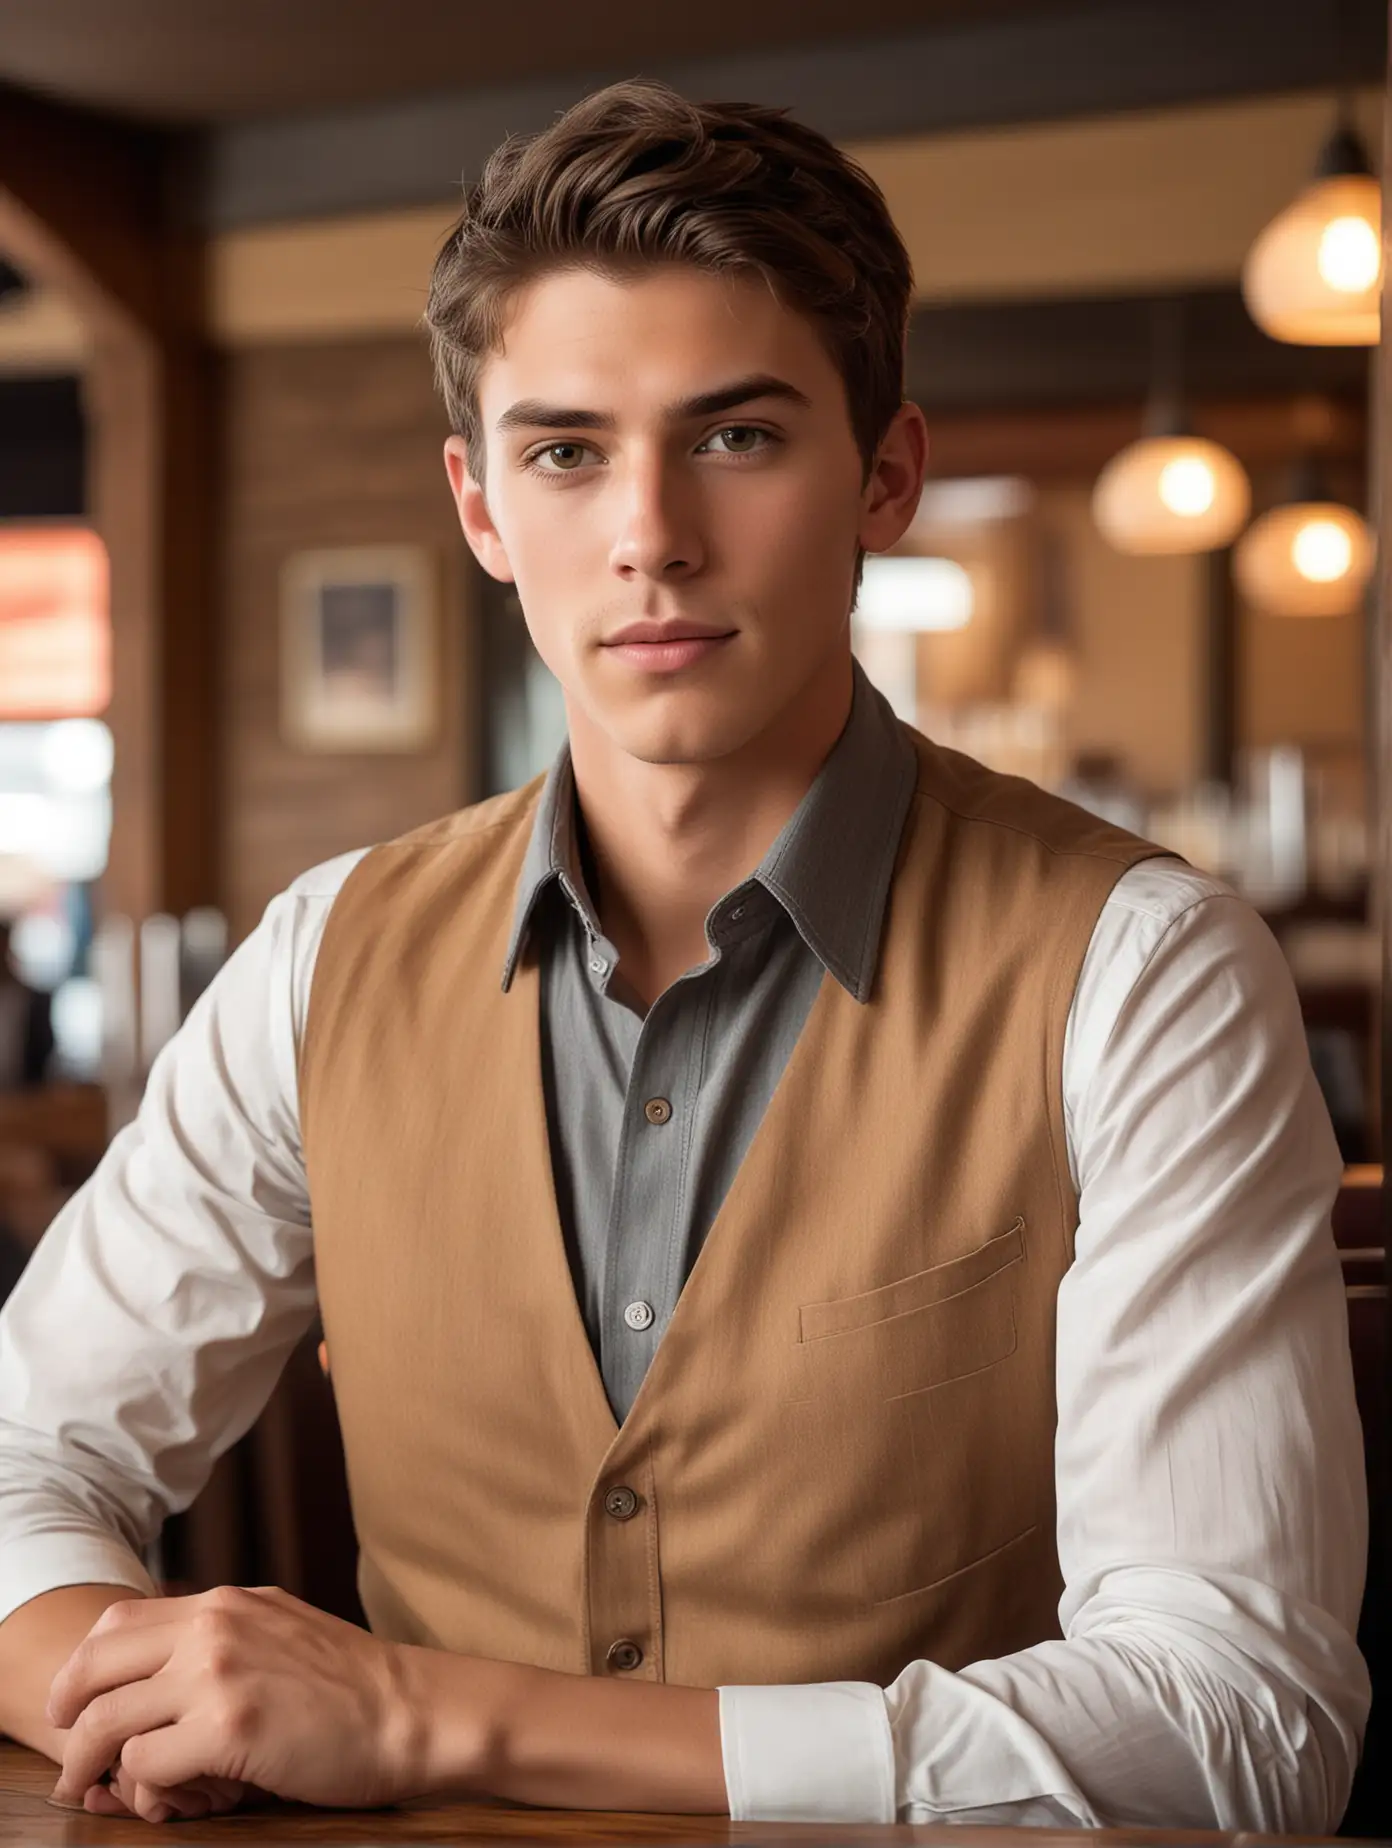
[
  {"xmin": 718, "ymin": 1681, "xmax": 895, "ymax": 1821},
  {"xmin": 0, "ymin": 1533, "xmax": 157, "ymax": 1628}
]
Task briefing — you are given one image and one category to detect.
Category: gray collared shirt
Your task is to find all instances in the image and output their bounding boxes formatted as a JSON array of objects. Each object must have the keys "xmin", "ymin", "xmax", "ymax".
[{"xmin": 501, "ymin": 662, "xmax": 918, "ymax": 1420}]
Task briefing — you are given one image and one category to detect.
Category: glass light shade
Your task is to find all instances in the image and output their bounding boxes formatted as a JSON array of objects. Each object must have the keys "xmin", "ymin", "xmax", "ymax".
[
  {"xmin": 1233, "ymin": 501, "xmax": 1375, "ymax": 616},
  {"xmin": 1092, "ymin": 436, "xmax": 1251, "ymax": 555},
  {"xmin": 1242, "ymin": 172, "xmax": 1382, "ymax": 345},
  {"xmin": 855, "ymin": 554, "xmax": 973, "ymax": 632}
]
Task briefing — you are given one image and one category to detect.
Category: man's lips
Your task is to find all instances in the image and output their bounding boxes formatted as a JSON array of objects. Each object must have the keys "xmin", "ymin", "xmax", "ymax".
[
  {"xmin": 601, "ymin": 632, "xmax": 736, "ymax": 673},
  {"xmin": 602, "ymin": 622, "xmax": 737, "ymax": 646}
]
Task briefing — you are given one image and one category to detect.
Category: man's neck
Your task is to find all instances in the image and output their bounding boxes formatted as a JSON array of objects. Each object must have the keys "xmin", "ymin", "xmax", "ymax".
[{"xmin": 567, "ymin": 651, "xmax": 854, "ymax": 1008}]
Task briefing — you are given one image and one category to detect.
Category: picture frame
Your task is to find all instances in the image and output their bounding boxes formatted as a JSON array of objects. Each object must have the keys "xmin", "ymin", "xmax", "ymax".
[{"xmin": 279, "ymin": 545, "xmax": 438, "ymax": 752}]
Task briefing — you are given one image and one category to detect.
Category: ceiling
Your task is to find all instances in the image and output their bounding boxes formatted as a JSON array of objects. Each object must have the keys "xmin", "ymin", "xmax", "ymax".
[{"xmin": 0, "ymin": 0, "xmax": 1072, "ymax": 126}]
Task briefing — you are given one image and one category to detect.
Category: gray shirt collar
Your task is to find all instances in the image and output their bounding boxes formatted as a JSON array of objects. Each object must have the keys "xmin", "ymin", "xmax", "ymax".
[{"xmin": 501, "ymin": 658, "xmax": 918, "ymax": 1003}]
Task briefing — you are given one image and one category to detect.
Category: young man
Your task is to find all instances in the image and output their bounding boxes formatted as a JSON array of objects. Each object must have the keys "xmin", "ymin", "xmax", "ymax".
[{"xmin": 0, "ymin": 80, "xmax": 1368, "ymax": 1831}]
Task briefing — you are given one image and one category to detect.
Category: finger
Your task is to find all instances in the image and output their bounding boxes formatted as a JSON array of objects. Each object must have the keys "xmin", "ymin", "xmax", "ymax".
[
  {"xmin": 131, "ymin": 1782, "xmax": 189, "ymax": 1825},
  {"xmin": 53, "ymin": 1678, "xmax": 180, "ymax": 1804},
  {"xmin": 197, "ymin": 1775, "xmax": 248, "ymax": 1814},
  {"xmin": 80, "ymin": 1783, "xmax": 133, "ymax": 1819},
  {"xmin": 109, "ymin": 1765, "xmax": 244, "ymax": 1822},
  {"xmin": 47, "ymin": 1615, "xmax": 184, "ymax": 1728},
  {"xmin": 118, "ymin": 1718, "xmax": 241, "ymax": 1797},
  {"xmin": 108, "ymin": 1767, "xmax": 214, "ymax": 1824}
]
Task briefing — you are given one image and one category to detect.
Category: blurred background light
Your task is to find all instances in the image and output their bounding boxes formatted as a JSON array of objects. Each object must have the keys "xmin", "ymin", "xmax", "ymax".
[
  {"xmin": 10, "ymin": 908, "xmax": 76, "ymax": 988},
  {"xmin": 0, "ymin": 527, "xmax": 110, "ymax": 719},
  {"xmin": 1092, "ymin": 434, "xmax": 1251, "ymax": 554},
  {"xmin": 1242, "ymin": 122, "xmax": 1382, "ymax": 345},
  {"xmin": 1234, "ymin": 499, "xmax": 1375, "ymax": 616},
  {"xmin": 49, "ymin": 974, "xmax": 103, "ymax": 1077},
  {"xmin": 39, "ymin": 719, "xmax": 113, "ymax": 794},
  {"xmin": 854, "ymin": 555, "xmax": 974, "ymax": 632}
]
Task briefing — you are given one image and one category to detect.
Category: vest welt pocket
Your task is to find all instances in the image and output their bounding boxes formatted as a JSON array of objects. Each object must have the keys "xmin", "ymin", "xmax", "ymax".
[
  {"xmin": 791, "ymin": 1218, "xmax": 1024, "ymax": 1403},
  {"xmin": 799, "ymin": 1218, "xmax": 1025, "ymax": 1342}
]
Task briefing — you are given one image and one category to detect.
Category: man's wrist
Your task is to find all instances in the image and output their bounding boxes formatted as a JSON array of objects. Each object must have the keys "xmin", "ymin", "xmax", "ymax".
[
  {"xmin": 385, "ymin": 1645, "xmax": 725, "ymax": 1812},
  {"xmin": 388, "ymin": 1645, "xmax": 529, "ymax": 1800}
]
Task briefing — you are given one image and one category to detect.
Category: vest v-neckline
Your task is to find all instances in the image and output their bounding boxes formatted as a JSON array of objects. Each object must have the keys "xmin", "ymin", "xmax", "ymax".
[{"xmin": 513, "ymin": 914, "xmax": 844, "ymax": 1450}]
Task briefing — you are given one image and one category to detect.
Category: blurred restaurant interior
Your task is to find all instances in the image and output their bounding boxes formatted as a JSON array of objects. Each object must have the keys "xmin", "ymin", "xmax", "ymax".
[{"xmin": 0, "ymin": 0, "xmax": 1389, "ymax": 1763}]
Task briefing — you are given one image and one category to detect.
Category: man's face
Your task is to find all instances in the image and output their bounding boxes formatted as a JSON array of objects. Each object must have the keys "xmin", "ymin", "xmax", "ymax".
[{"xmin": 446, "ymin": 265, "xmax": 923, "ymax": 768}]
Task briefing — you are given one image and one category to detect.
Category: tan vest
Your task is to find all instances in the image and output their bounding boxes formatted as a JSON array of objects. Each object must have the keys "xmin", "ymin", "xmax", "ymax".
[{"xmin": 300, "ymin": 728, "xmax": 1166, "ymax": 1688}]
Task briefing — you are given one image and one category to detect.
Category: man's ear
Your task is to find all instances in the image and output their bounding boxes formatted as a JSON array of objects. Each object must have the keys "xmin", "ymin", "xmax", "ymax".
[
  {"xmin": 857, "ymin": 402, "xmax": 930, "ymax": 556},
  {"xmin": 444, "ymin": 435, "xmax": 515, "ymax": 583}
]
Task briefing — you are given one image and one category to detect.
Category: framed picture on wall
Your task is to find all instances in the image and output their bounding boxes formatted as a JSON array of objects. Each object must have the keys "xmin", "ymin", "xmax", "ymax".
[{"xmin": 280, "ymin": 544, "xmax": 438, "ymax": 752}]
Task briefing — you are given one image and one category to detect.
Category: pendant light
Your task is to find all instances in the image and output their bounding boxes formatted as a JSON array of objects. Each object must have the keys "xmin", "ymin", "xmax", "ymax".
[
  {"xmin": 1242, "ymin": 114, "xmax": 1381, "ymax": 346},
  {"xmin": 1092, "ymin": 303, "xmax": 1251, "ymax": 556},
  {"xmin": 1233, "ymin": 460, "xmax": 1375, "ymax": 617}
]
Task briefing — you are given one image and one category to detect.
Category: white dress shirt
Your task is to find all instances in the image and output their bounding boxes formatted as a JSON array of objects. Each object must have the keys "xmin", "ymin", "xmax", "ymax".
[{"xmin": 0, "ymin": 851, "xmax": 1369, "ymax": 1829}]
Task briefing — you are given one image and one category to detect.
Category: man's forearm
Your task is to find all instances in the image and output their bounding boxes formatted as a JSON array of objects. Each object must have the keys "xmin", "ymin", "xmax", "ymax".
[
  {"xmin": 0, "ymin": 1585, "xmax": 138, "ymax": 1759},
  {"xmin": 401, "ymin": 1648, "xmax": 727, "ymax": 1813}
]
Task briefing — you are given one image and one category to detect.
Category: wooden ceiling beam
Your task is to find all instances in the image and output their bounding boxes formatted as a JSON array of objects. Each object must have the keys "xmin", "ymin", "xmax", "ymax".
[
  {"xmin": 924, "ymin": 395, "xmax": 1368, "ymax": 486},
  {"xmin": 0, "ymin": 82, "xmax": 184, "ymax": 337}
]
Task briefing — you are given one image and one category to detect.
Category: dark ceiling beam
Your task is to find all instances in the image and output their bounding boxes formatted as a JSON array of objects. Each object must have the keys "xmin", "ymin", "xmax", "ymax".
[
  {"xmin": 201, "ymin": 0, "xmax": 1386, "ymax": 229},
  {"xmin": 0, "ymin": 82, "xmax": 180, "ymax": 335},
  {"xmin": 924, "ymin": 396, "xmax": 1367, "ymax": 485},
  {"xmin": 907, "ymin": 287, "xmax": 1370, "ymax": 414}
]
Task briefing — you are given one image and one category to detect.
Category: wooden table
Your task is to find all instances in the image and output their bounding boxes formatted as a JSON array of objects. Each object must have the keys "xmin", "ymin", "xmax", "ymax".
[{"xmin": 0, "ymin": 1745, "xmax": 1382, "ymax": 1847}]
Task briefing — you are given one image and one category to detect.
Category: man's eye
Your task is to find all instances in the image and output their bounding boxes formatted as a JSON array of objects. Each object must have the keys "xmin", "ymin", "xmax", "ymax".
[
  {"xmin": 705, "ymin": 426, "xmax": 767, "ymax": 454},
  {"xmin": 534, "ymin": 443, "xmax": 592, "ymax": 471}
]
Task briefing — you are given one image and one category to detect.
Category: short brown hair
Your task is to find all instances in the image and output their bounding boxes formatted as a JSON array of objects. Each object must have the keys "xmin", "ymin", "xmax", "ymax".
[{"xmin": 424, "ymin": 78, "xmax": 913, "ymax": 480}]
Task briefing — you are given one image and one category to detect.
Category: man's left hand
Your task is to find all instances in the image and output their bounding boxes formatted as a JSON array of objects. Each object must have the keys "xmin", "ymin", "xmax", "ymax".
[{"xmin": 47, "ymin": 1586, "xmax": 425, "ymax": 1821}]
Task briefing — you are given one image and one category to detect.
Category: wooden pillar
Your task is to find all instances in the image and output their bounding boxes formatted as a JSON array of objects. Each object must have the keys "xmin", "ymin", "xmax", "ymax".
[
  {"xmin": 1203, "ymin": 546, "xmax": 1239, "ymax": 788},
  {"xmin": 0, "ymin": 84, "xmax": 219, "ymax": 920},
  {"xmin": 1381, "ymin": 30, "xmax": 1392, "ymax": 1223}
]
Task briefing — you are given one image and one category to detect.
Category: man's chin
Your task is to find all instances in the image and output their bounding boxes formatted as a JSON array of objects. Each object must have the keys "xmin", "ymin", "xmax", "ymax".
[{"xmin": 596, "ymin": 705, "xmax": 768, "ymax": 771}]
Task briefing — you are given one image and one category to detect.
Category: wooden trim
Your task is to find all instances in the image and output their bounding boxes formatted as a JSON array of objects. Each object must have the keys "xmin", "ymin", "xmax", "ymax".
[{"xmin": 921, "ymin": 395, "xmax": 1367, "ymax": 484}]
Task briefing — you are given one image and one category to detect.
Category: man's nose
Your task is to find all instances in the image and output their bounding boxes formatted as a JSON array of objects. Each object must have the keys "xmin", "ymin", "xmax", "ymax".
[{"xmin": 608, "ymin": 458, "xmax": 705, "ymax": 581}]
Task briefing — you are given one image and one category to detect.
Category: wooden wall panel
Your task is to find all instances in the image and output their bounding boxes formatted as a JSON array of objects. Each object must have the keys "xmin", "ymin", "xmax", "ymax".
[{"xmin": 221, "ymin": 335, "xmax": 475, "ymax": 942}]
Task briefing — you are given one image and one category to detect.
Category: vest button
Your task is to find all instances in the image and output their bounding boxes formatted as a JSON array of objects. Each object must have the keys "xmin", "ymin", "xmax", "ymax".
[
  {"xmin": 643, "ymin": 1097, "xmax": 672, "ymax": 1125},
  {"xmin": 604, "ymin": 1485, "xmax": 639, "ymax": 1521},
  {"xmin": 606, "ymin": 1638, "xmax": 644, "ymax": 1673}
]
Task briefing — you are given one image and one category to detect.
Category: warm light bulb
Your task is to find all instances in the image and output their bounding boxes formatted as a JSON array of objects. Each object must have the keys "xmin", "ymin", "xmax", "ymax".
[
  {"xmin": 1092, "ymin": 436, "xmax": 1250, "ymax": 555},
  {"xmin": 1292, "ymin": 517, "xmax": 1353, "ymax": 583},
  {"xmin": 1157, "ymin": 456, "xmax": 1217, "ymax": 517},
  {"xmin": 1317, "ymin": 215, "xmax": 1381, "ymax": 293},
  {"xmin": 1243, "ymin": 170, "xmax": 1382, "ymax": 344},
  {"xmin": 1234, "ymin": 501, "xmax": 1375, "ymax": 615}
]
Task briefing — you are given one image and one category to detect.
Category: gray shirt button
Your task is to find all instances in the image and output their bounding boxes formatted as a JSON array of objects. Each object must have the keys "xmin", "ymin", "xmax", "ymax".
[
  {"xmin": 623, "ymin": 1299, "xmax": 655, "ymax": 1331},
  {"xmin": 588, "ymin": 955, "xmax": 608, "ymax": 976},
  {"xmin": 643, "ymin": 1096, "xmax": 672, "ymax": 1125}
]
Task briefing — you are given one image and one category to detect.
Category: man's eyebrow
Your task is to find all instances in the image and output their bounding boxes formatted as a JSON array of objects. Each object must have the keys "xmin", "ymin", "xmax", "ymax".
[
  {"xmin": 494, "ymin": 374, "xmax": 812, "ymax": 436},
  {"xmin": 667, "ymin": 375, "xmax": 813, "ymax": 420}
]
